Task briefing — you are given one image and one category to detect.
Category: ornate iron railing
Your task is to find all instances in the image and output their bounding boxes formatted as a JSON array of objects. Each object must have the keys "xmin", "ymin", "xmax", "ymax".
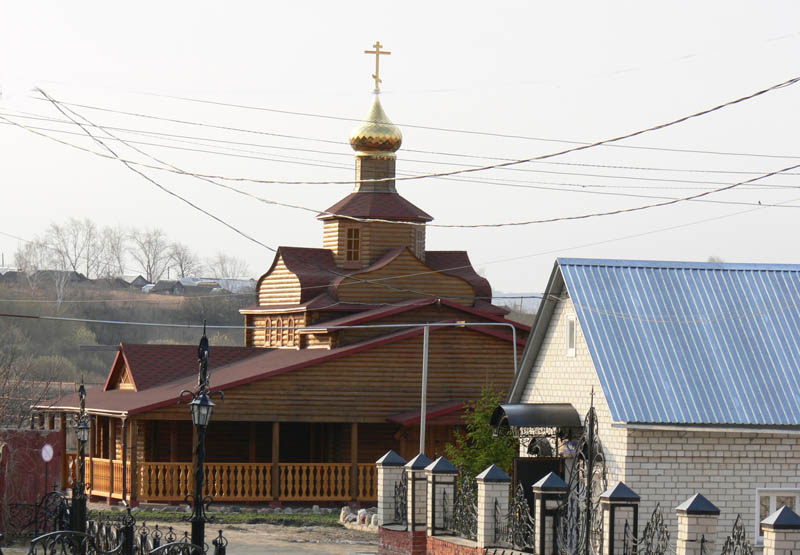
[
  {"xmin": 7, "ymin": 491, "xmax": 71, "ymax": 536},
  {"xmin": 720, "ymin": 515, "xmax": 753, "ymax": 555},
  {"xmin": 393, "ymin": 471, "xmax": 408, "ymax": 526},
  {"xmin": 623, "ymin": 504, "xmax": 670, "ymax": 555},
  {"xmin": 493, "ymin": 483, "xmax": 536, "ymax": 552},
  {"xmin": 442, "ymin": 474, "xmax": 477, "ymax": 540}
]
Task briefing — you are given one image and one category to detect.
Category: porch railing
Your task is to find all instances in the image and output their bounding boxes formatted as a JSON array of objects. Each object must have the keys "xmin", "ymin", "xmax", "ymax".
[{"xmin": 73, "ymin": 458, "xmax": 377, "ymax": 502}]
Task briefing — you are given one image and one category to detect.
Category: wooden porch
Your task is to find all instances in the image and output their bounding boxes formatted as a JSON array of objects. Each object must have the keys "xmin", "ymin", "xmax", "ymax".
[{"xmin": 67, "ymin": 455, "xmax": 377, "ymax": 502}]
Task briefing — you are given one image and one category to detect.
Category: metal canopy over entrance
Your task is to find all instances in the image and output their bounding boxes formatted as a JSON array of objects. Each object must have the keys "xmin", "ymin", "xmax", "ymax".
[{"xmin": 490, "ymin": 403, "xmax": 582, "ymax": 433}]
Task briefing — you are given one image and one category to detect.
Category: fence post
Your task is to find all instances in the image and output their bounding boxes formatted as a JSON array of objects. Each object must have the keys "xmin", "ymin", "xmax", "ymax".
[
  {"xmin": 376, "ymin": 450, "xmax": 407, "ymax": 526},
  {"xmin": 761, "ymin": 505, "xmax": 800, "ymax": 555},
  {"xmin": 533, "ymin": 471, "xmax": 568, "ymax": 555},
  {"xmin": 425, "ymin": 456, "xmax": 458, "ymax": 536},
  {"xmin": 476, "ymin": 464, "xmax": 511, "ymax": 549},
  {"xmin": 600, "ymin": 482, "xmax": 640, "ymax": 555},
  {"xmin": 676, "ymin": 493, "xmax": 720, "ymax": 555},
  {"xmin": 405, "ymin": 453, "xmax": 432, "ymax": 531}
]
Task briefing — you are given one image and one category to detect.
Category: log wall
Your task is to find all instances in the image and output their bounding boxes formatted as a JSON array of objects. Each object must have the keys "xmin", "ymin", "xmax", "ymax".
[
  {"xmin": 257, "ymin": 255, "xmax": 302, "ymax": 305},
  {"xmin": 323, "ymin": 221, "xmax": 425, "ymax": 267},
  {"xmin": 337, "ymin": 250, "xmax": 474, "ymax": 306}
]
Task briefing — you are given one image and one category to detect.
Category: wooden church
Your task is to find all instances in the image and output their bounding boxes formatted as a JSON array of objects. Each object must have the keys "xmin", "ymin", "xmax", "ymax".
[{"xmin": 39, "ymin": 51, "xmax": 529, "ymax": 505}]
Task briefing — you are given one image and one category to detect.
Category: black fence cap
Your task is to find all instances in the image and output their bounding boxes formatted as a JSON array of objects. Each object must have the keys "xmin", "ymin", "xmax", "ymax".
[
  {"xmin": 676, "ymin": 493, "xmax": 720, "ymax": 516},
  {"xmin": 532, "ymin": 471, "xmax": 568, "ymax": 492},
  {"xmin": 600, "ymin": 482, "xmax": 640, "ymax": 502},
  {"xmin": 425, "ymin": 456, "xmax": 459, "ymax": 474},
  {"xmin": 476, "ymin": 464, "xmax": 511, "ymax": 483},
  {"xmin": 762, "ymin": 506, "xmax": 800, "ymax": 530},
  {"xmin": 376, "ymin": 450, "xmax": 407, "ymax": 467},
  {"xmin": 405, "ymin": 453, "xmax": 433, "ymax": 470}
]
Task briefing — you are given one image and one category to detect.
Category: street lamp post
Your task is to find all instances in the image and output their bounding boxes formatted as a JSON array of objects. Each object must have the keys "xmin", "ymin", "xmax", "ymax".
[
  {"xmin": 71, "ymin": 383, "xmax": 89, "ymax": 534},
  {"xmin": 181, "ymin": 325, "xmax": 222, "ymax": 550}
]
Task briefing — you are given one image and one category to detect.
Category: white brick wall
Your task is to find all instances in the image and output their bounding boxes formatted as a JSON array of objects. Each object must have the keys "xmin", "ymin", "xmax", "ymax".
[{"xmin": 520, "ymin": 296, "xmax": 628, "ymax": 480}]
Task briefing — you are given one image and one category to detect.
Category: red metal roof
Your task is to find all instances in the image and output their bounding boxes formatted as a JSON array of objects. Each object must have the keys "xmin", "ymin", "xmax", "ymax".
[
  {"xmin": 40, "ymin": 325, "xmax": 520, "ymax": 416},
  {"xmin": 426, "ymin": 251, "xmax": 492, "ymax": 301},
  {"xmin": 256, "ymin": 247, "xmax": 340, "ymax": 304},
  {"xmin": 105, "ymin": 343, "xmax": 264, "ymax": 391},
  {"xmin": 319, "ymin": 192, "xmax": 433, "ymax": 222}
]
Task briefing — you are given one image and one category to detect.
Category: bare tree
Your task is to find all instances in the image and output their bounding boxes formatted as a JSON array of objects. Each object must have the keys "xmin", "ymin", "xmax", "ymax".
[
  {"xmin": 45, "ymin": 218, "xmax": 98, "ymax": 277},
  {"xmin": 96, "ymin": 225, "xmax": 128, "ymax": 278},
  {"xmin": 169, "ymin": 242, "xmax": 204, "ymax": 278},
  {"xmin": 14, "ymin": 239, "xmax": 49, "ymax": 290},
  {"xmin": 129, "ymin": 228, "xmax": 170, "ymax": 283},
  {"xmin": 207, "ymin": 253, "xmax": 250, "ymax": 279}
]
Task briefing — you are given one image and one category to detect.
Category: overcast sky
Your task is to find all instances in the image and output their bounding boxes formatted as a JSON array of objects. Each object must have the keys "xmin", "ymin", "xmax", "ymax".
[{"xmin": 1, "ymin": 1, "xmax": 799, "ymax": 296}]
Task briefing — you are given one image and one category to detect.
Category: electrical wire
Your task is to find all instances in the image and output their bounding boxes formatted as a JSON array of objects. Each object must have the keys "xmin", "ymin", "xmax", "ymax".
[
  {"xmin": 5, "ymin": 112, "xmax": 800, "ymax": 194},
  {"xmin": 9, "ymin": 108, "xmax": 800, "ymax": 179}
]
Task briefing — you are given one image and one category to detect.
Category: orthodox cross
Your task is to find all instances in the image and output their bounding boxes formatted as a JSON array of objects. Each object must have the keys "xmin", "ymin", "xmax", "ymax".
[{"xmin": 364, "ymin": 41, "xmax": 391, "ymax": 91}]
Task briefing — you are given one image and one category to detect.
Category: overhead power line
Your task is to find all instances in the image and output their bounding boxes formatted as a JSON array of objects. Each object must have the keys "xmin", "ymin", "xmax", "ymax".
[{"xmin": 40, "ymin": 80, "xmax": 800, "ymax": 161}]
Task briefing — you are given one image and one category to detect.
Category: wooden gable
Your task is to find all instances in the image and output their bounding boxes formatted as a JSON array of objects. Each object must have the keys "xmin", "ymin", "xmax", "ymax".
[
  {"xmin": 335, "ymin": 248, "xmax": 475, "ymax": 306},
  {"xmin": 257, "ymin": 253, "xmax": 302, "ymax": 306},
  {"xmin": 103, "ymin": 348, "xmax": 137, "ymax": 391}
]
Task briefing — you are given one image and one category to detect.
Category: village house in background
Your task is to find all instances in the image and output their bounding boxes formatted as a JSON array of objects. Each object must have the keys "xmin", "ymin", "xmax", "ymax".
[
  {"xmin": 497, "ymin": 258, "xmax": 800, "ymax": 546},
  {"xmin": 34, "ymin": 82, "xmax": 528, "ymax": 506}
]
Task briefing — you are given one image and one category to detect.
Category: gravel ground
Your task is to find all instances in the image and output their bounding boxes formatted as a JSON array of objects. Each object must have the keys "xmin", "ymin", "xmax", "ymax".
[{"xmin": 2, "ymin": 521, "xmax": 379, "ymax": 554}]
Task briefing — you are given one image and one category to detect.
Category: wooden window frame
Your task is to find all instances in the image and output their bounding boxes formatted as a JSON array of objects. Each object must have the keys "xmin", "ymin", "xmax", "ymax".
[{"xmin": 345, "ymin": 227, "xmax": 361, "ymax": 262}]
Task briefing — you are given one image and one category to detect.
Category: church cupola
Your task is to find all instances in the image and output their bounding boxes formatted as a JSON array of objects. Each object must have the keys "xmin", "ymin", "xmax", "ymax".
[{"xmin": 320, "ymin": 42, "xmax": 432, "ymax": 268}]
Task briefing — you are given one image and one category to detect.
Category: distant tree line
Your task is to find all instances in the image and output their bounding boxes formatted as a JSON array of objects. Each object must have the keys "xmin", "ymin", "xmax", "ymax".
[{"xmin": 14, "ymin": 218, "xmax": 251, "ymax": 284}]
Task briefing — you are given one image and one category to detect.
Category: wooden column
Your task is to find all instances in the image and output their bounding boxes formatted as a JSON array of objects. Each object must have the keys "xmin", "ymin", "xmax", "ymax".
[
  {"xmin": 169, "ymin": 422, "xmax": 178, "ymax": 463},
  {"xmin": 249, "ymin": 423, "xmax": 257, "ymax": 463},
  {"xmin": 89, "ymin": 416, "xmax": 95, "ymax": 497},
  {"xmin": 59, "ymin": 413, "xmax": 67, "ymax": 489},
  {"xmin": 129, "ymin": 420, "xmax": 138, "ymax": 506},
  {"xmin": 107, "ymin": 418, "xmax": 115, "ymax": 504},
  {"xmin": 271, "ymin": 422, "xmax": 280, "ymax": 501},
  {"xmin": 350, "ymin": 422, "xmax": 359, "ymax": 501},
  {"xmin": 121, "ymin": 419, "xmax": 128, "ymax": 502}
]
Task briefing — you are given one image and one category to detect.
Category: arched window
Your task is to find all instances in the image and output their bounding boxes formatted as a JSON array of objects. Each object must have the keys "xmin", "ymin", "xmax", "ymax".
[
  {"xmin": 264, "ymin": 317, "xmax": 271, "ymax": 347},
  {"xmin": 274, "ymin": 317, "xmax": 282, "ymax": 346},
  {"xmin": 288, "ymin": 317, "xmax": 295, "ymax": 346}
]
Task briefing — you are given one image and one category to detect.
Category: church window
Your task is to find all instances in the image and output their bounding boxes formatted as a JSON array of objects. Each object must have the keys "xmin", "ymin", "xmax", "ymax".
[
  {"xmin": 275, "ymin": 317, "xmax": 283, "ymax": 346},
  {"xmin": 288, "ymin": 317, "xmax": 295, "ymax": 345},
  {"xmin": 346, "ymin": 227, "xmax": 361, "ymax": 261},
  {"xmin": 264, "ymin": 317, "xmax": 271, "ymax": 347}
]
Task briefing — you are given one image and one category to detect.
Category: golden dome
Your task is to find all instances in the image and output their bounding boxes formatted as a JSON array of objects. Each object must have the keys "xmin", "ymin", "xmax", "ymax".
[{"xmin": 349, "ymin": 94, "xmax": 402, "ymax": 154}]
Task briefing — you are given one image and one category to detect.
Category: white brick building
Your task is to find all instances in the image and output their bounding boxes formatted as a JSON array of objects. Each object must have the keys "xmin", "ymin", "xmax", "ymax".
[{"xmin": 504, "ymin": 258, "xmax": 800, "ymax": 548}]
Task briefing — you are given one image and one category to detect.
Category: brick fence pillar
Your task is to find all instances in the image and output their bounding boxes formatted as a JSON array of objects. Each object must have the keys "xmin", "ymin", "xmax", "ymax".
[
  {"xmin": 762, "ymin": 506, "xmax": 800, "ymax": 555},
  {"xmin": 600, "ymin": 482, "xmax": 640, "ymax": 555},
  {"xmin": 675, "ymin": 493, "xmax": 720, "ymax": 555},
  {"xmin": 425, "ymin": 456, "xmax": 458, "ymax": 536},
  {"xmin": 476, "ymin": 464, "xmax": 511, "ymax": 549},
  {"xmin": 533, "ymin": 471, "xmax": 568, "ymax": 555},
  {"xmin": 405, "ymin": 453, "xmax": 432, "ymax": 531},
  {"xmin": 376, "ymin": 450, "xmax": 407, "ymax": 526}
]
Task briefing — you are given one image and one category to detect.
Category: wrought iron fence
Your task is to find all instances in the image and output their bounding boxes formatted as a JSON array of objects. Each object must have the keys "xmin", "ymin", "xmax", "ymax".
[
  {"xmin": 622, "ymin": 504, "xmax": 670, "ymax": 555},
  {"xmin": 25, "ymin": 508, "xmax": 228, "ymax": 555},
  {"xmin": 497, "ymin": 483, "xmax": 536, "ymax": 552},
  {"xmin": 442, "ymin": 474, "xmax": 477, "ymax": 540},
  {"xmin": 7, "ymin": 491, "xmax": 71, "ymax": 537},
  {"xmin": 720, "ymin": 515, "xmax": 753, "ymax": 555},
  {"xmin": 393, "ymin": 472, "xmax": 408, "ymax": 527}
]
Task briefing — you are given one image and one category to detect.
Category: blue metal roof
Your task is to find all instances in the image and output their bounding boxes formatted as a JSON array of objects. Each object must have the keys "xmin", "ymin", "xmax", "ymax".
[{"xmin": 558, "ymin": 258, "xmax": 800, "ymax": 426}]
